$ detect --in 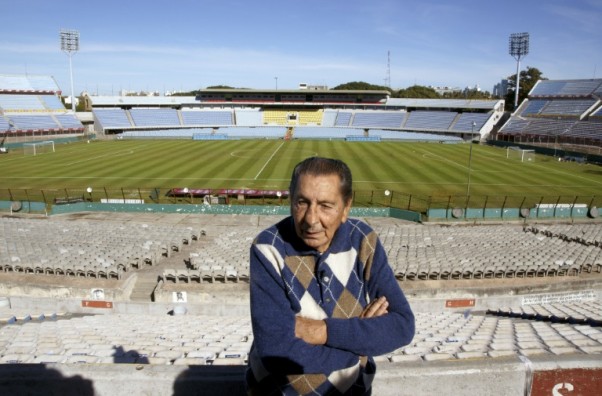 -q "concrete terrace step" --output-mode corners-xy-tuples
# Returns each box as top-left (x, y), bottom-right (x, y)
(128, 237), (201, 302)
